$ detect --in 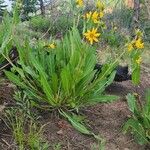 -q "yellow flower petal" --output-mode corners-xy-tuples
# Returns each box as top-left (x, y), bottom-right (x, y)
(86, 11), (92, 19)
(83, 28), (100, 45)
(76, 0), (83, 7)
(95, 33), (100, 37)
(92, 11), (99, 23)
(127, 43), (134, 52)
(93, 37), (98, 42)
(136, 56), (142, 64)
(48, 43), (56, 49)
(99, 12), (104, 18)
(96, 1), (104, 10)
(135, 38), (144, 49)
